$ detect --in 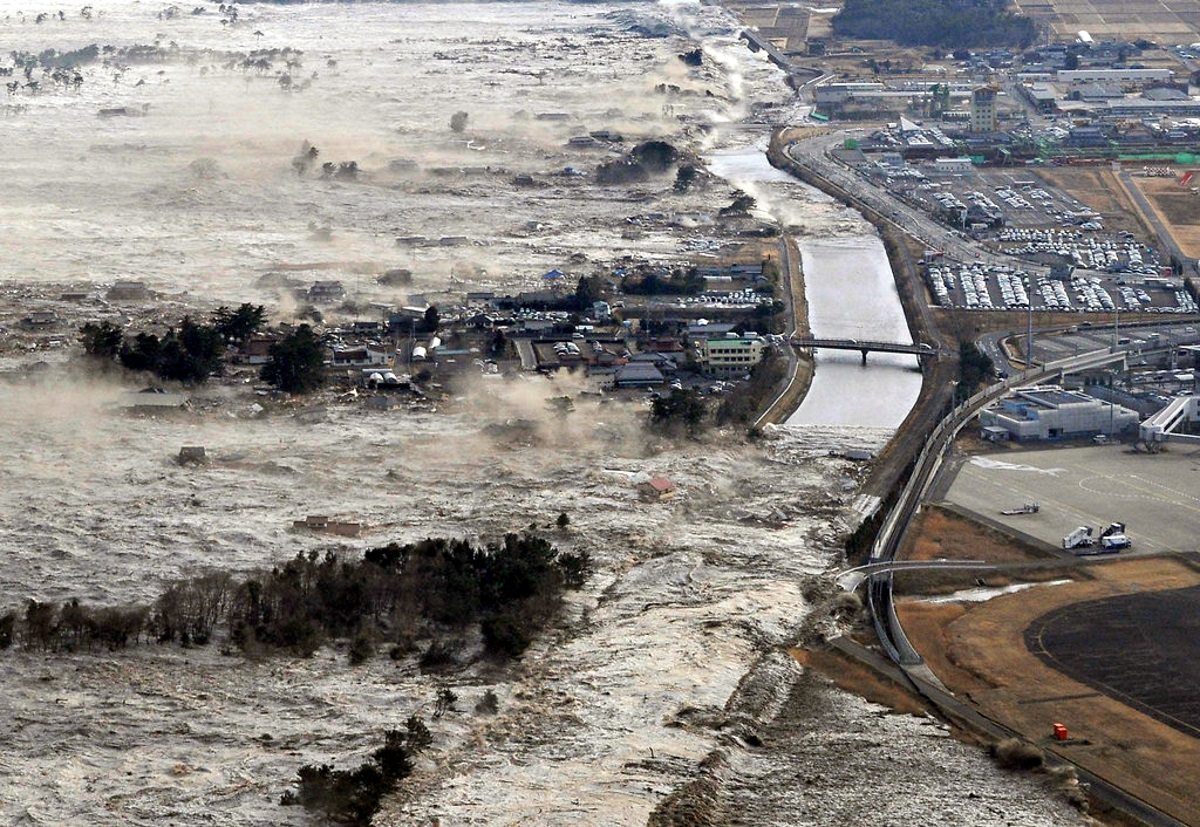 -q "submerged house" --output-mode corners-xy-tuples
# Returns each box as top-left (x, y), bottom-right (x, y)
(638, 477), (677, 501)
